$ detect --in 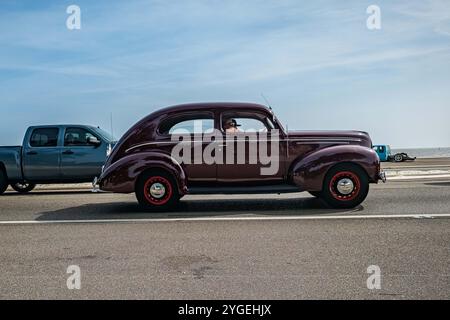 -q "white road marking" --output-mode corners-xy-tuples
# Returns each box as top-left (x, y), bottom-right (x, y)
(0, 213), (449, 225)
(386, 170), (450, 175)
(383, 165), (450, 169)
(388, 174), (450, 180)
